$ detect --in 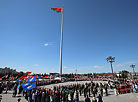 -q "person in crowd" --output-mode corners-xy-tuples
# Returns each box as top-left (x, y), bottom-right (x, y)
(92, 97), (97, 102)
(76, 91), (79, 101)
(97, 94), (103, 102)
(74, 95), (78, 102)
(68, 93), (71, 102)
(0, 83), (4, 94)
(17, 98), (21, 102)
(0, 94), (2, 102)
(85, 95), (91, 102)
(13, 83), (18, 97)
(104, 84), (108, 96)
(18, 85), (23, 94)
(27, 90), (32, 102)
(99, 87), (103, 96)
(32, 90), (35, 102)
(52, 94), (58, 102)
(9, 77), (138, 102)
(5, 81), (10, 94)
(41, 89), (45, 102)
